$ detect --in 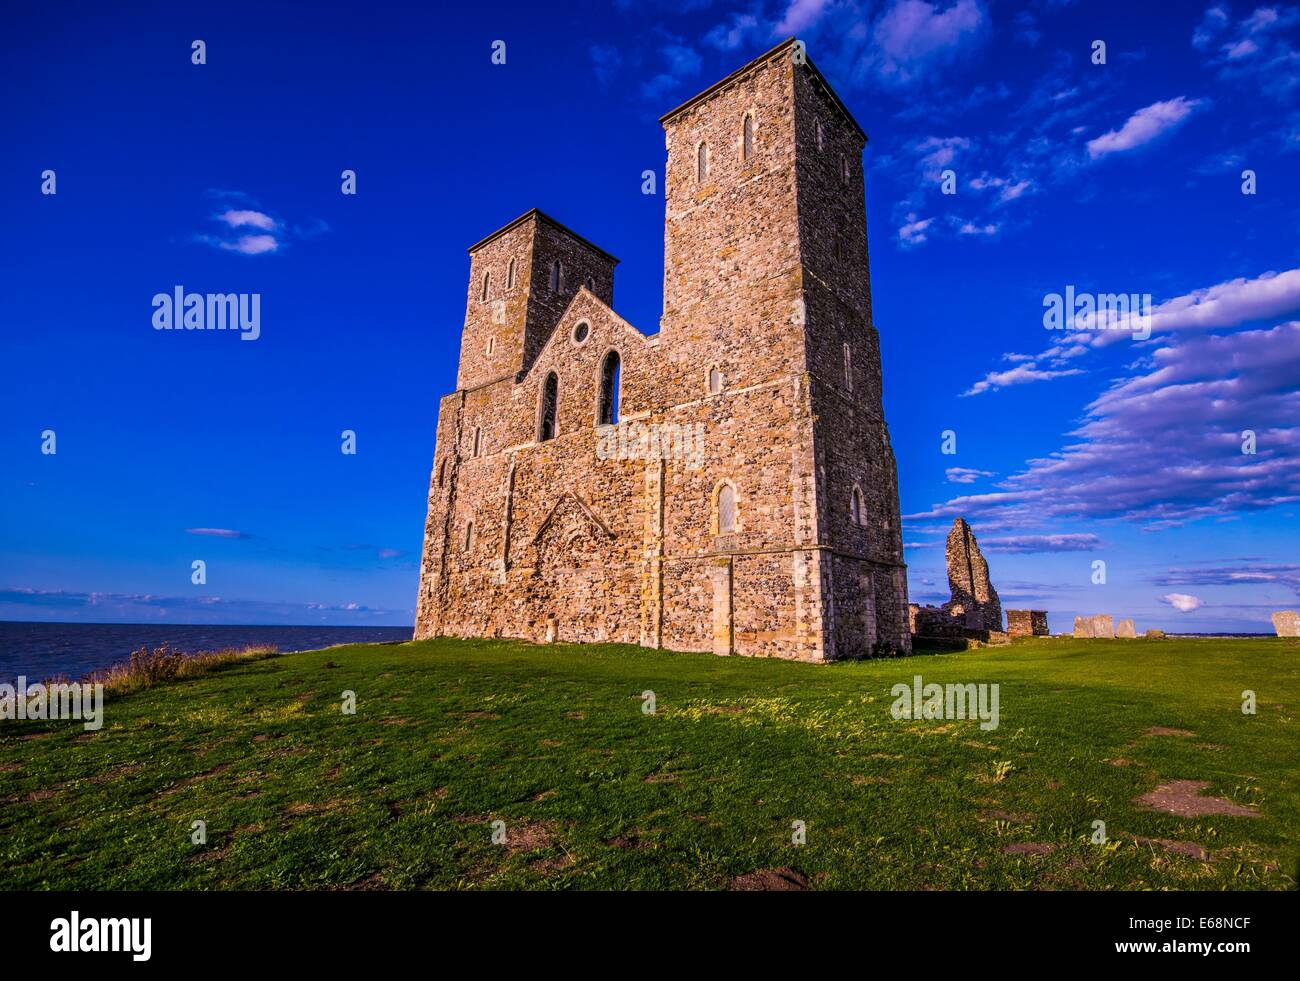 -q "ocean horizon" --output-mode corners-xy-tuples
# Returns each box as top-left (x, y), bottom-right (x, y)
(0, 620), (415, 683)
